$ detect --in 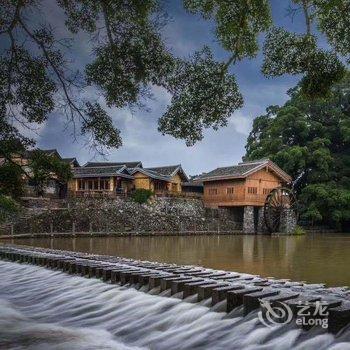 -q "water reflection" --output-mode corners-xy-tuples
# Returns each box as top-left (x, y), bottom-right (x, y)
(4, 233), (350, 287)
